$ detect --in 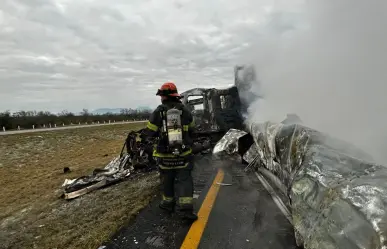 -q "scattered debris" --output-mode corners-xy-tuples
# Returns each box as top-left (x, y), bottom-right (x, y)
(63, 167), (71, 174)
(145, 235), (164, 247)
(61, 129), (212, 200)
(216, 182), (232, 186)
(61, 130), (154, 200)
